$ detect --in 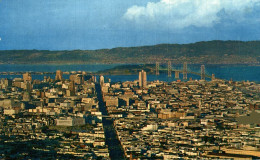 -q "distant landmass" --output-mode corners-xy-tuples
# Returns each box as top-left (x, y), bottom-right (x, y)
(97, 64), (155, 75)
(0, 40), (259, 64)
